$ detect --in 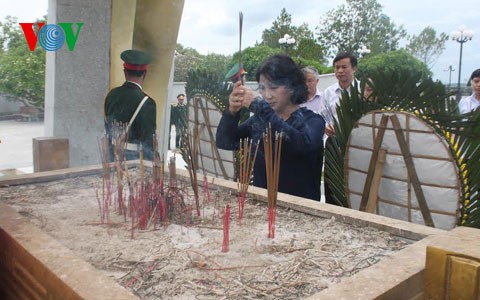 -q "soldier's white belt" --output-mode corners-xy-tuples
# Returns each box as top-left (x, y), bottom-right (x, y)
(125, 143), (139, 151)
